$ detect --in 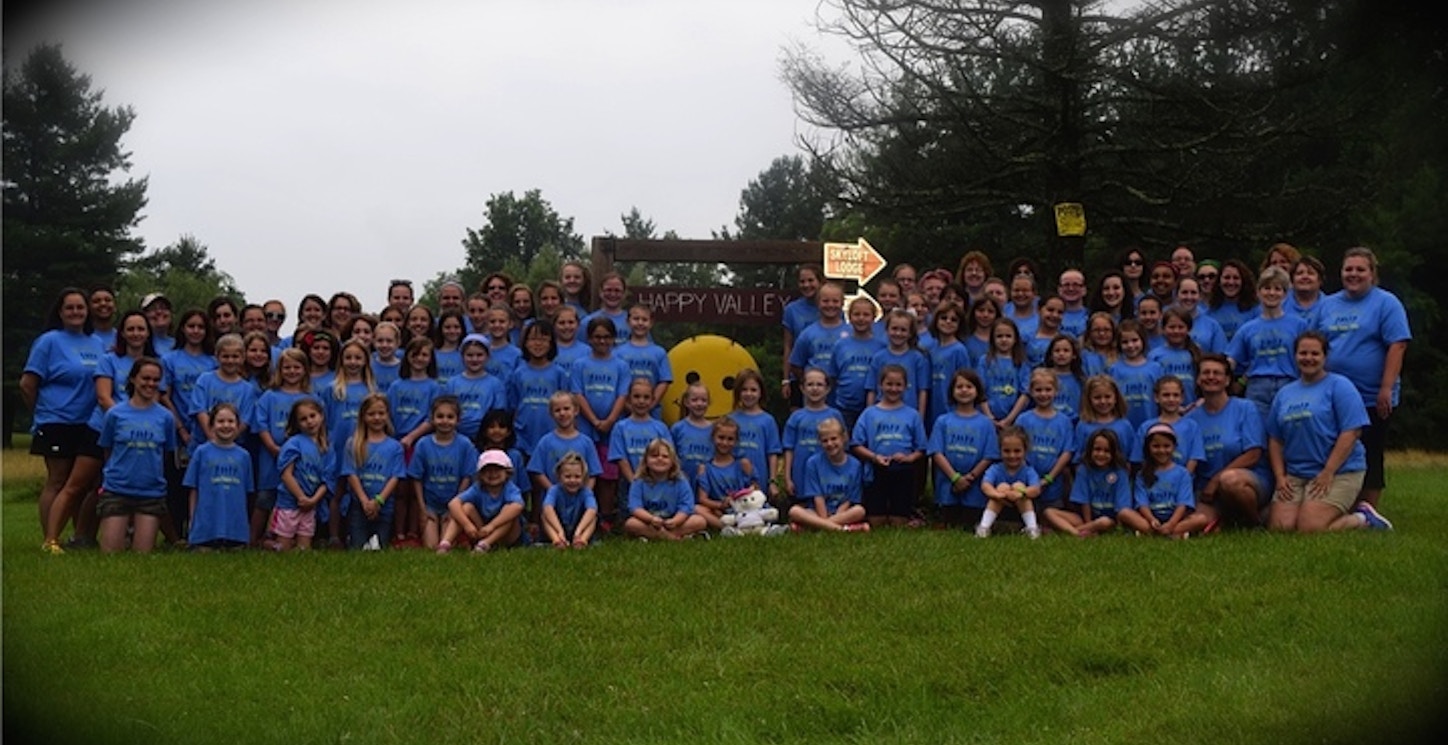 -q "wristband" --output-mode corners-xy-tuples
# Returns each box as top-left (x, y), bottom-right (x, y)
(950, 472), (963, 485)
(1042, 474), (1054, 485)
